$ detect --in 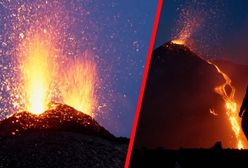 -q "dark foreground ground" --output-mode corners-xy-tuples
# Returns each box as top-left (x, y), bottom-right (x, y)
(0, 131), (128, 168)
(130, 147), (248, 168)
(0, 103), (128, 168)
